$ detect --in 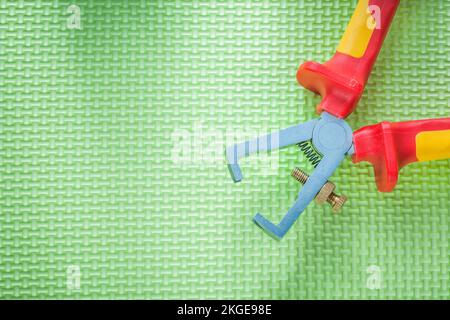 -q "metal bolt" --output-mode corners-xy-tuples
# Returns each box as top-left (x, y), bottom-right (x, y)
(291, 167), (347, 213)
